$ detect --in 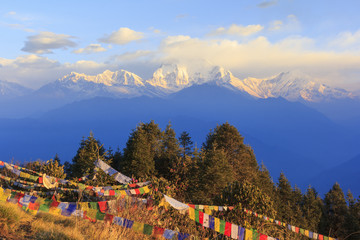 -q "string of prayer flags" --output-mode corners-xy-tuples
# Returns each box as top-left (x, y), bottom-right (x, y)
(243, 208), (338, 240)
(95, 159), (131, 184)
(169, 195), (279, 240)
